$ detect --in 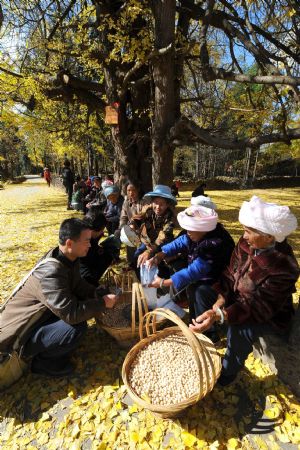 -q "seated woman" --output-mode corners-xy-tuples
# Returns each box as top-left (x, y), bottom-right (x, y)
(118, 181), (144, 263)
(149, 205), (235, 341)
(84, 177), (103, 212)
(189, 196), (299, 386)
(130, 185), (177, 277)
(103, 185), (124, 235)
(80, 206), (120, 286)
(192, 183), (206, 198)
